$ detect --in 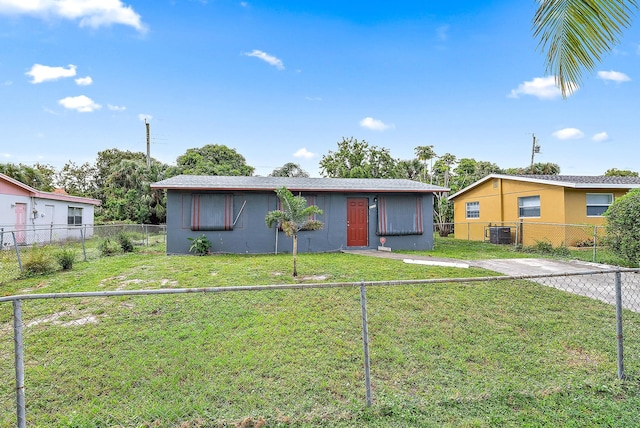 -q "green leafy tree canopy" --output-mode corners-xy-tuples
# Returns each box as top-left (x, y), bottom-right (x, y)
(319, 137), (399, 178)
(605, 188), (640, 265)
(168, 144), (255, 177)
